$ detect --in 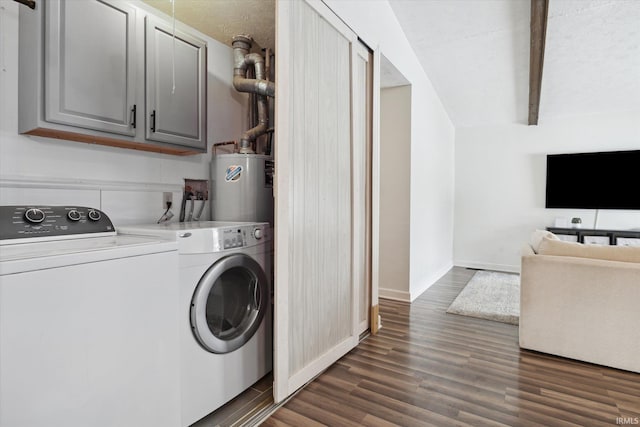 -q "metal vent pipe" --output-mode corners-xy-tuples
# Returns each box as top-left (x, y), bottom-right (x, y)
(232, 35), (275, 154)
